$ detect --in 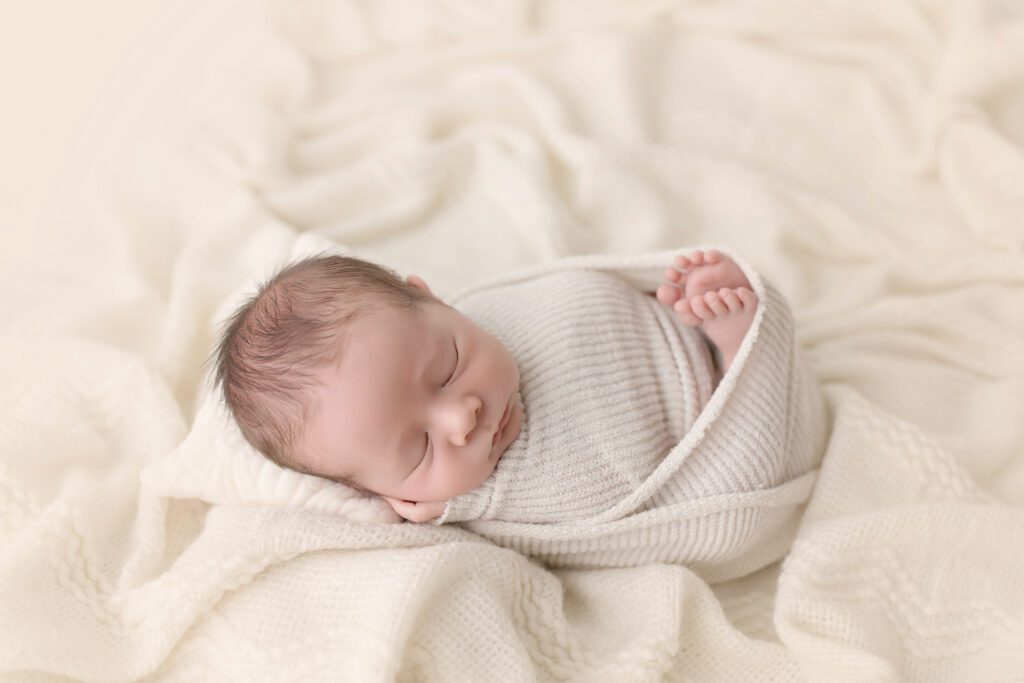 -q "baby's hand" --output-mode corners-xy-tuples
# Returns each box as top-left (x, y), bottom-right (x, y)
(382, 496), (447, 523)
